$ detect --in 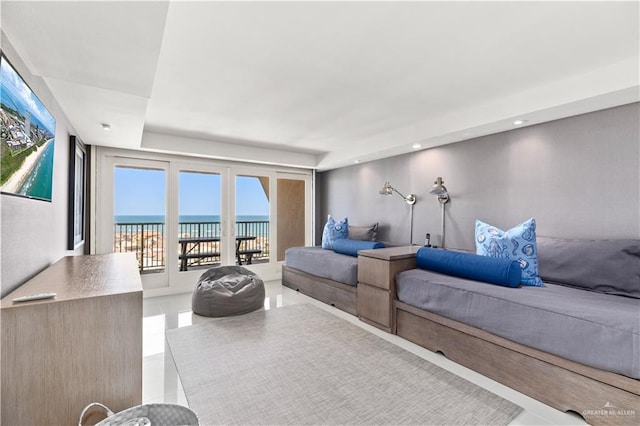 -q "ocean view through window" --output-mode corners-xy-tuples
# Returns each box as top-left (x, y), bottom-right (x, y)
(177, 171), (223, 271)
(113, 169), (271, 273)
(113, 166), (167, 273)
(234, 174), (270, 267)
